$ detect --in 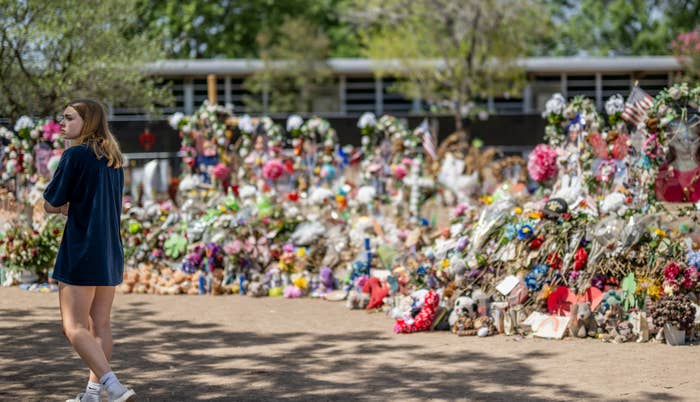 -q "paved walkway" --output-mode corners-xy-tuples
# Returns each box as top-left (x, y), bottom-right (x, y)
(0, 287), (698, 401)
